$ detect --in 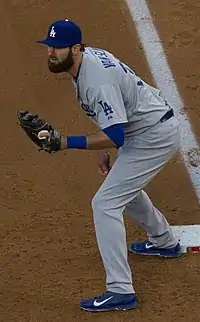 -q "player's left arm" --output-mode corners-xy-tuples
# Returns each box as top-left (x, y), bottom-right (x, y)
(17, 85), (128, 152)
(60, 124), (124, 150)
